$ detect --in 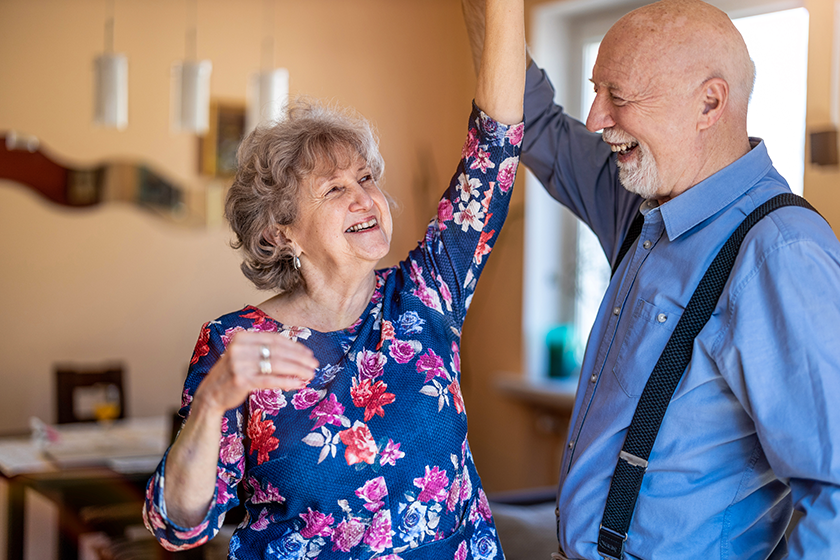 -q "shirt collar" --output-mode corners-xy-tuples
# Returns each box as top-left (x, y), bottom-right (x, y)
(658, 138), (773, 241)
